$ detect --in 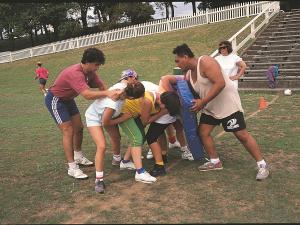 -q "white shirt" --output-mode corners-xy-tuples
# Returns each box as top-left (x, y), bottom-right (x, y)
(215, 53), (242, 89)
(85, 83), (127, 127)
